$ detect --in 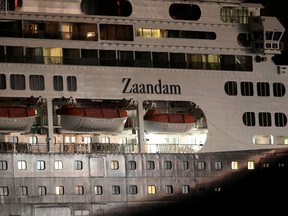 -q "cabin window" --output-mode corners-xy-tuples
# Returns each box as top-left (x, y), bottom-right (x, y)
(29, 136), (38, 145)
(240, 81), (254, 96)
(257, 82), (270, 96)
(147, 185), (156, 195)
(17, 160), (27, 170)
(74, 160), (83, 170)
(275, 113), (287, 127)
(164, 161), (172, 170)
(43, 48), (62, 64)
(111, 160), (119, 170)
(67, 76), (77, 91)
(63, 48), (80, 65)
(153, 52), (169, 68)
(135, 51), (152, 67)
(258, 112), (272, 127)
(224, 81), (238, 96)
(112, 185), (120, 195)
(102, 137), (110, 144)
(182, 185), (189, 194)
(55, 186), (64, 195)
(243, 112), (256, 126)
(0, 74), (6, 90)
(37, 160), (45, 170)
(6, 46), (24, 63)
(0, 161), (8, 170)
(75, 186), (84, 195)
(0, 186), (9, 196)
(53, 75), (63, 91)
(81, 0), (132, 17)
(273, 83), (286, 97)
(19, 186), (28, 196)
(165, 185), (173, 194)
(181, 161), (189, 170)
(169, 4), (201, 21)
(214, 161), (223, 170)
(129, 185), (138, 195)
(128, 160), (136, 170)
(99, 50), (117, 66)
(94, 186), (103, 195)
(100, 24), (133, 41)
(170, 53), (186, 69)
(10, 74), (25, 90)
(248, 161), (255, 170)
(231, 161), (239, 170)
(118, 50), (133, 67)
(75, 210), (90, 216)
(147, 160), (155, 170)
(197, 161), (206, 170)
(38, 186), (47, 195)
(220, 7), (249, 24)
(54, 160), (63, 170)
